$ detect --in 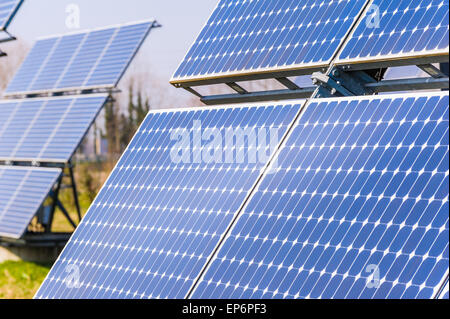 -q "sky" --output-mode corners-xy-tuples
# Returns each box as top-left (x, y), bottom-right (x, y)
(5, 0), (426, 103)
(7, 0), (217, 88)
